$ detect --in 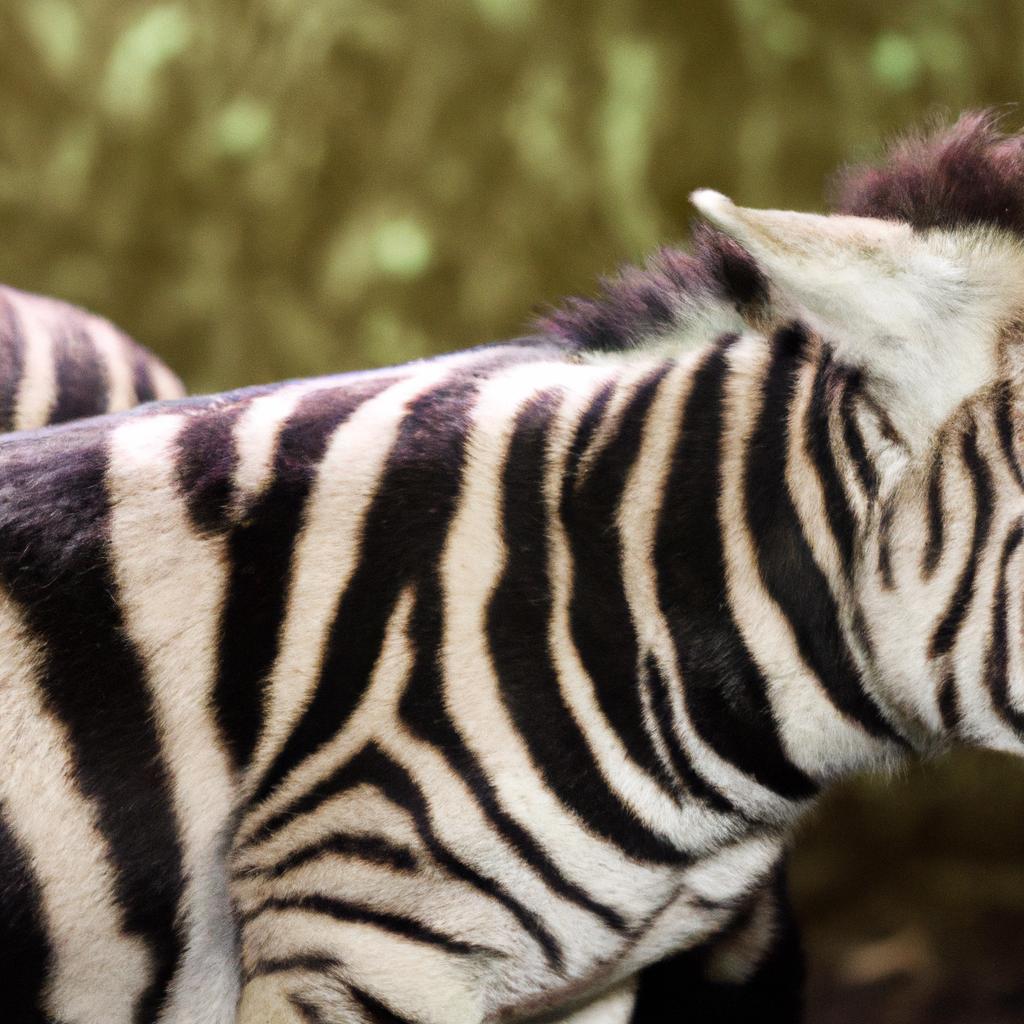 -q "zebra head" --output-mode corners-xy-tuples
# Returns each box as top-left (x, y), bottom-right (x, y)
(693, 113), (1024, 757)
